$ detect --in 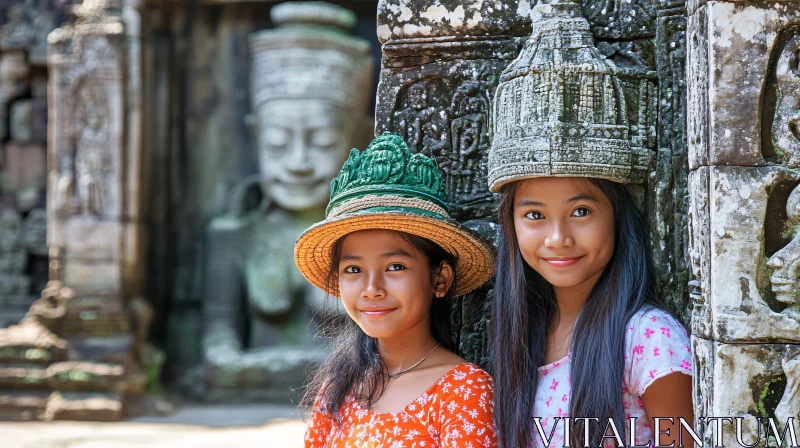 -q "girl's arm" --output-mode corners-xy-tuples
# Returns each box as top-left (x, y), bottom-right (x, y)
(641, 372), (695, 447)
(626, 309), (695, 447)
